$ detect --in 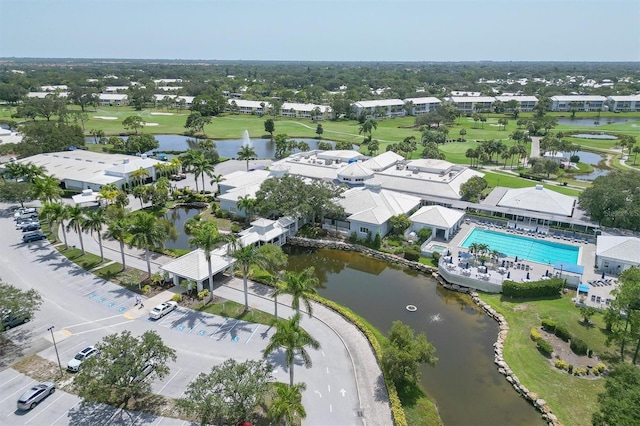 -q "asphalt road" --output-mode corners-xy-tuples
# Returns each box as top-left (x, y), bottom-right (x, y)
(0, 196), (388, 425)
